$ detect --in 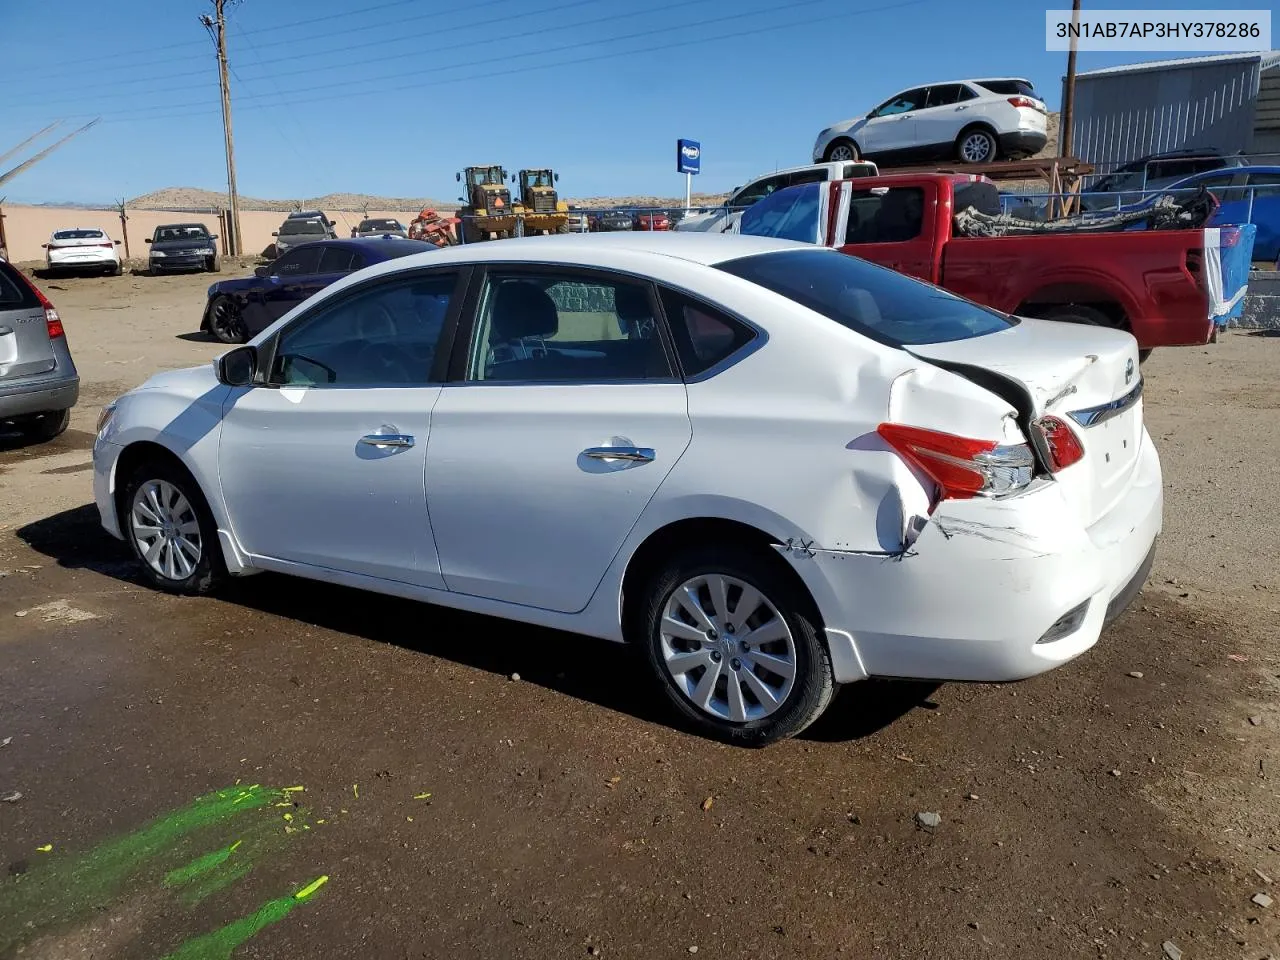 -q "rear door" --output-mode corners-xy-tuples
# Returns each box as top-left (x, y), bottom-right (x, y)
(0, 264), (55, 383)
(836, 182), (937, 281)
(913, 84), (975, 152)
